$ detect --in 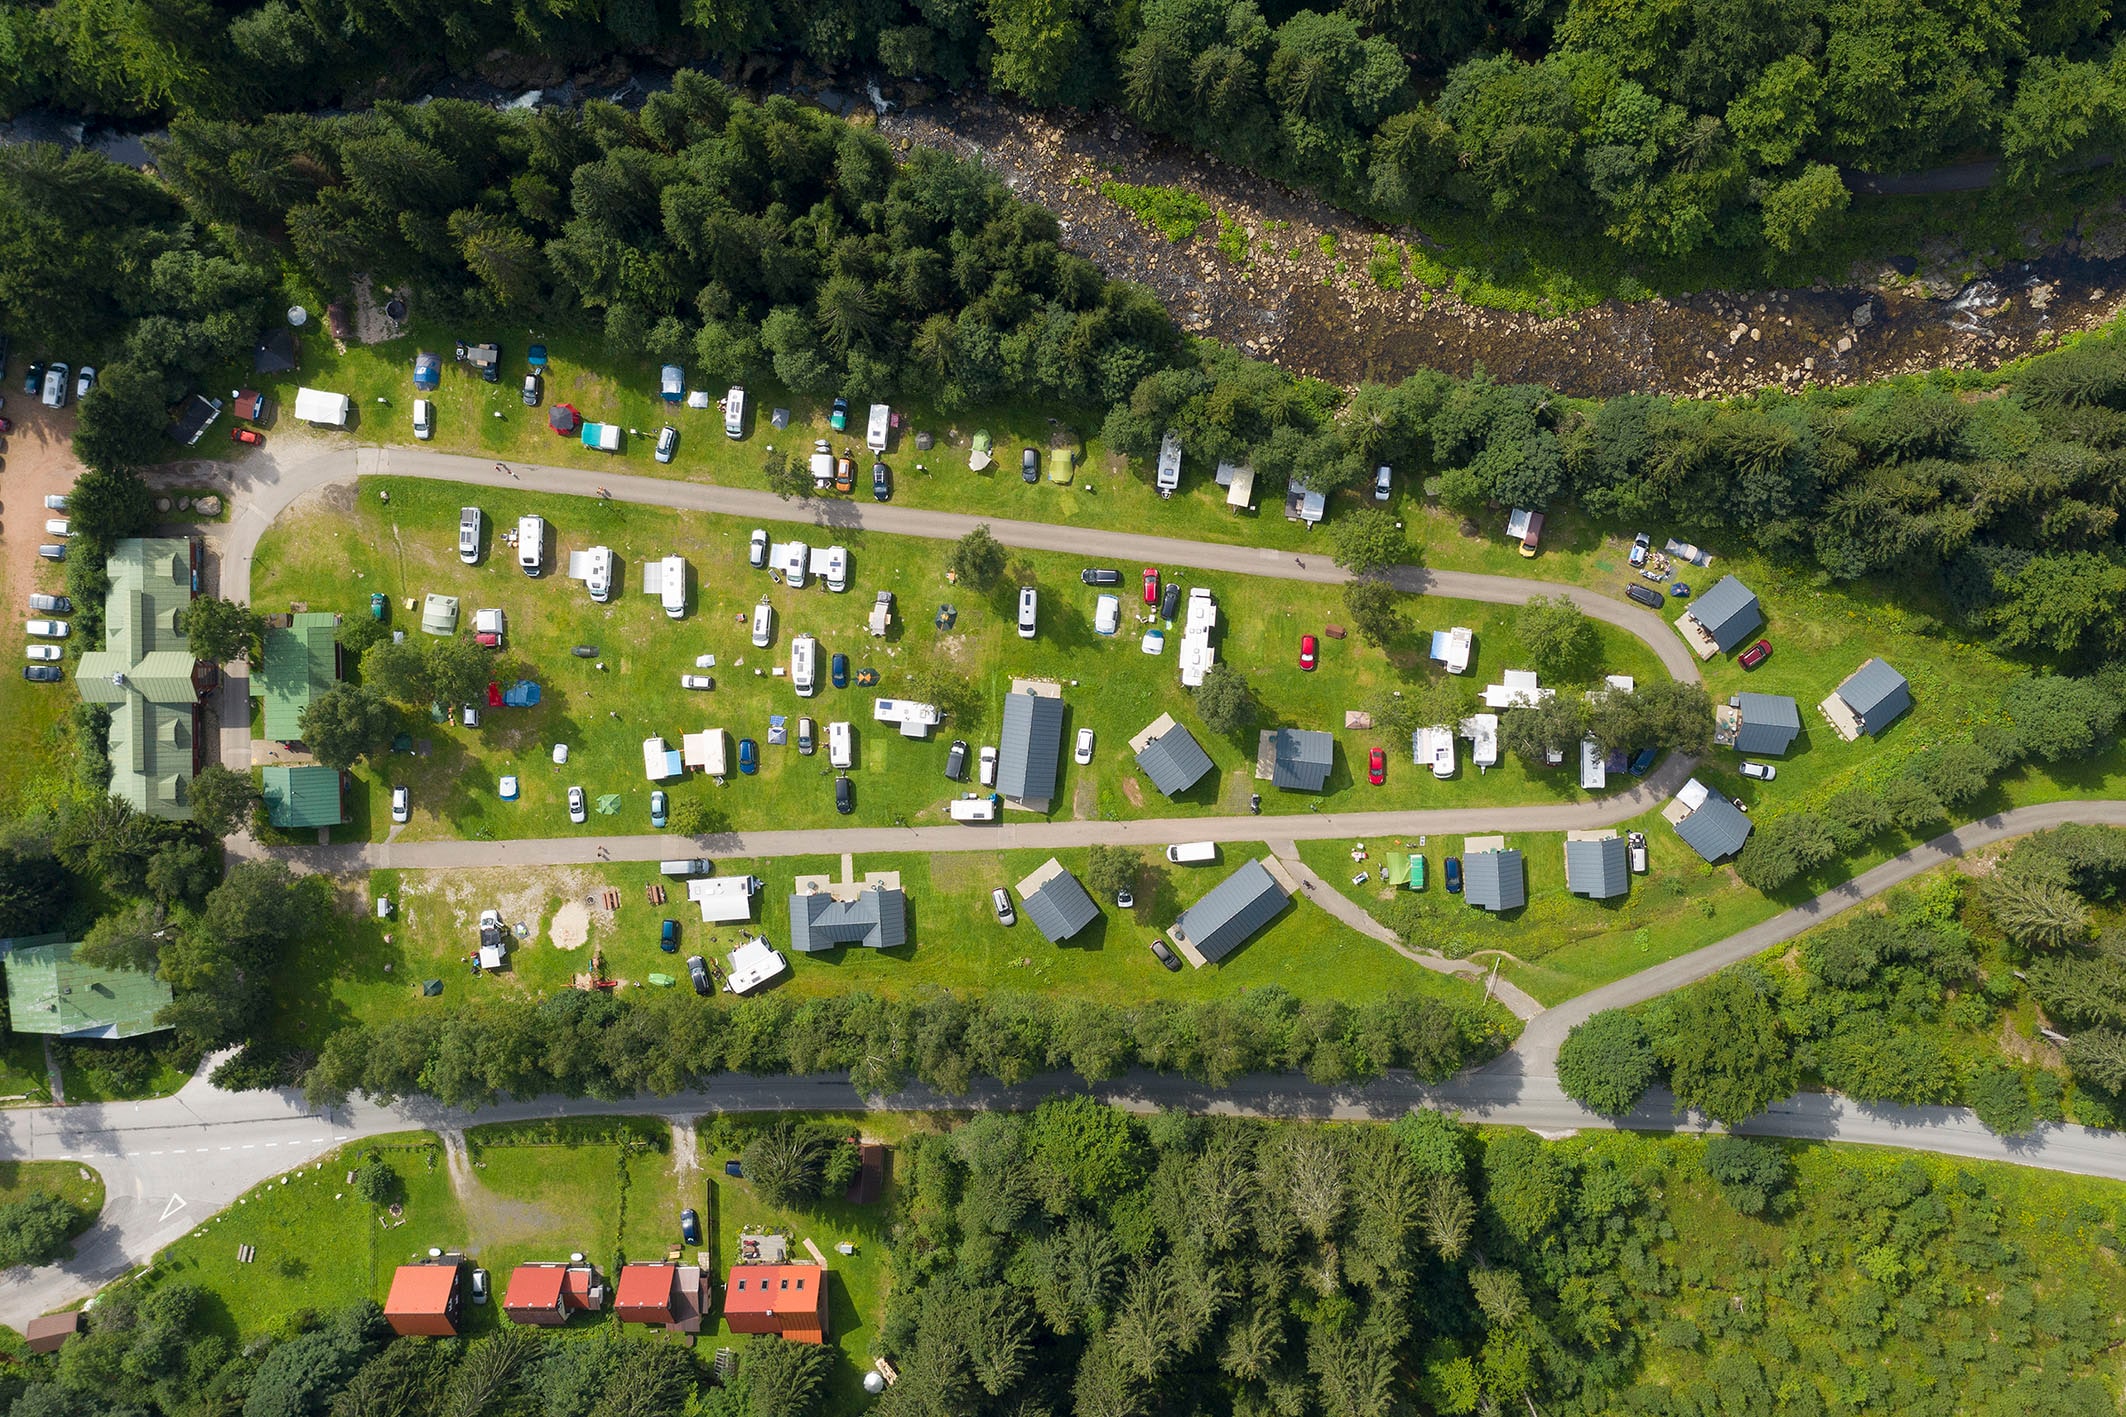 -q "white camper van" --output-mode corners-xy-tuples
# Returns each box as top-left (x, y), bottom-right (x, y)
(791, 635), (818, 696)
(1165, 841), (1218, 864)
(516, 516), (547, 578)
(751, 597), (775, 648)
(458, 507), (483, 565)
(1155, 429), (1182, 497)
(724, 386), (746, 438)
(643, 555), (687, 619)
(569, 546), (614, 602)
(866, 403), (890, 452)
